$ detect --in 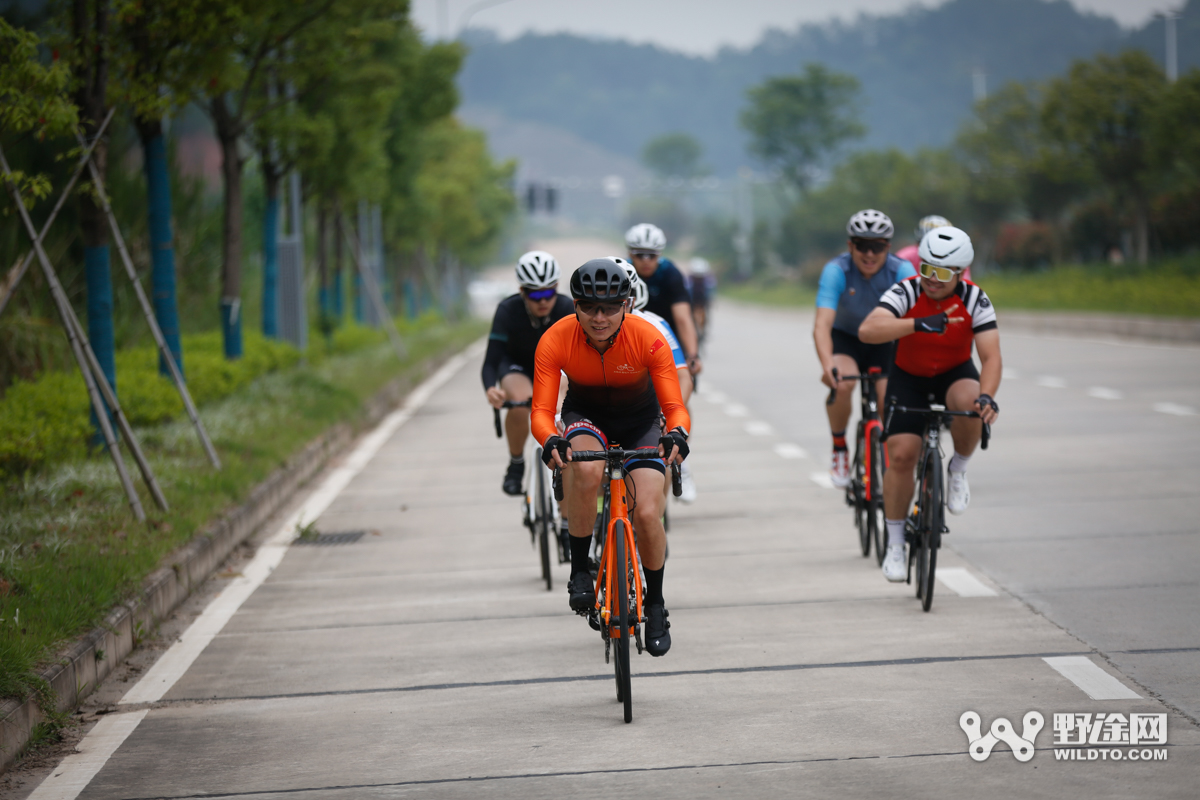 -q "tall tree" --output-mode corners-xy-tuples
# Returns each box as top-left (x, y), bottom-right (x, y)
(642, 133), (706, 179)
(1042, 50), (1167, 263)
(740, 64), (864, 194)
